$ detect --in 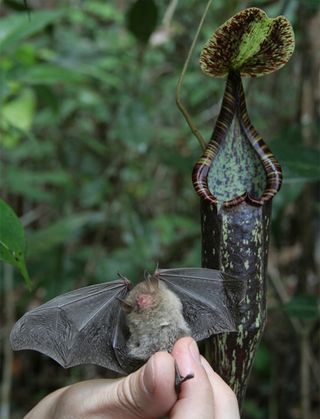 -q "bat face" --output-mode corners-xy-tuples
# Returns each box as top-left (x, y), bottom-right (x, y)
(122, 273), (191, 360)
(121, 276), (160, 313)
(10, 267), (246, 376)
